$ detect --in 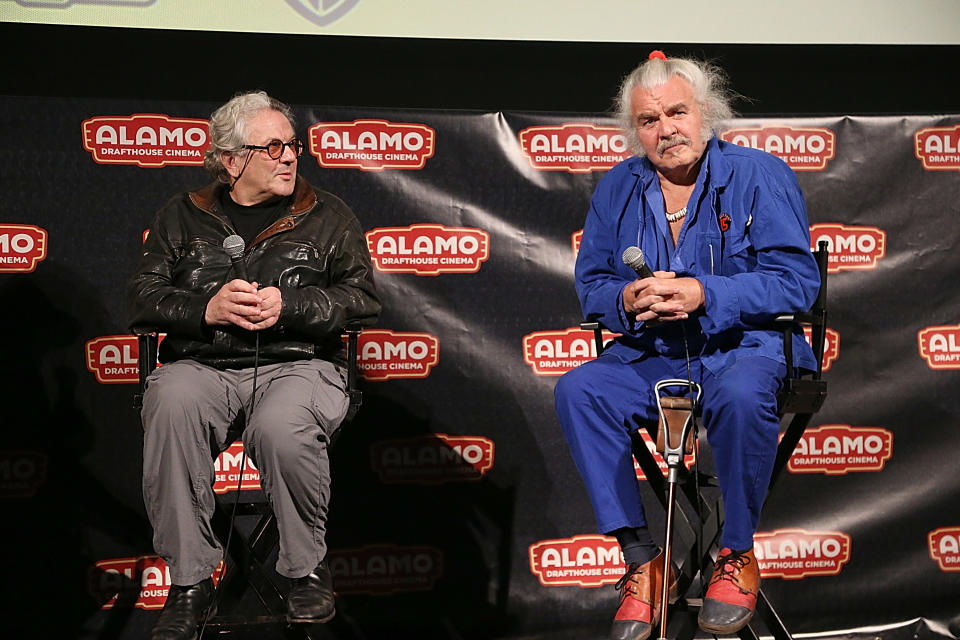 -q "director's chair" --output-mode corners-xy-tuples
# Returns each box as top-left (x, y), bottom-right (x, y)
(132, 324), (364, 637)
(582, 241), (829, 640)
